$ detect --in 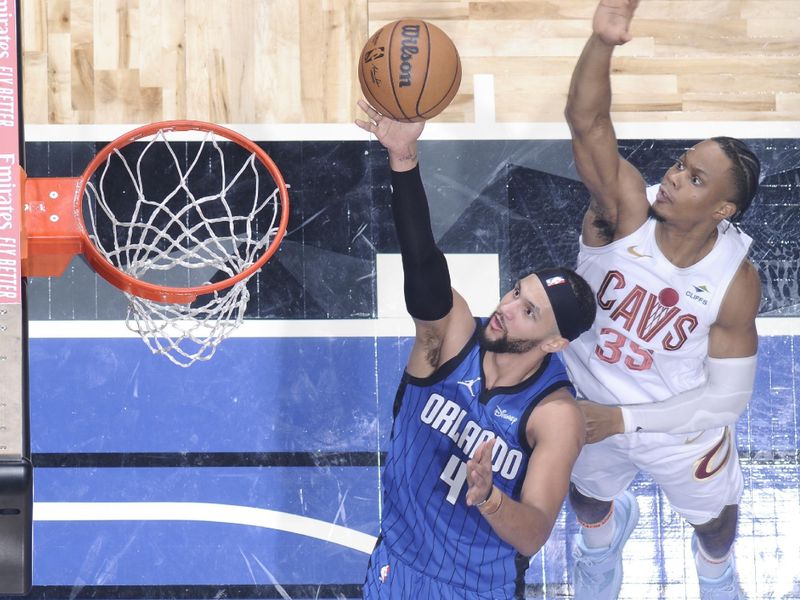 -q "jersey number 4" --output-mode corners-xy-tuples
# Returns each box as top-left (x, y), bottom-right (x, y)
(595, 327), (654, 371)
(440, 455), (468, 505)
